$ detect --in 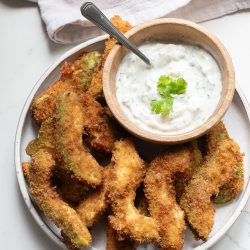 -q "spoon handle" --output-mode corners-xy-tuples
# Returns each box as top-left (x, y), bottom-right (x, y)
(80, 2), (151, 65)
